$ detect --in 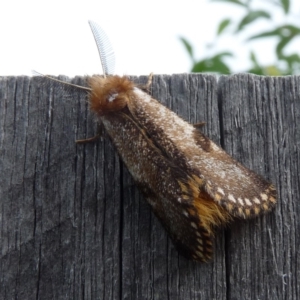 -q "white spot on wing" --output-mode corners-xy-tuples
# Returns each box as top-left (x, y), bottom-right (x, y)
(190, 222), (197, 229)
(197, 238), (203, 245)
(260, 193), (268, 201)
(245, 198), (252, 206)
(182, 210), (189, 217)
(253, 197), (260, 204)
(211, 143), (222, 152)
(217, 187), (225, 196)
(228, 194), (236, 203)
(238, 198), (244, 205)
(196, 251), (204, 258)
(197, 245), (203, 252)
(147, 198), (156, 207)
